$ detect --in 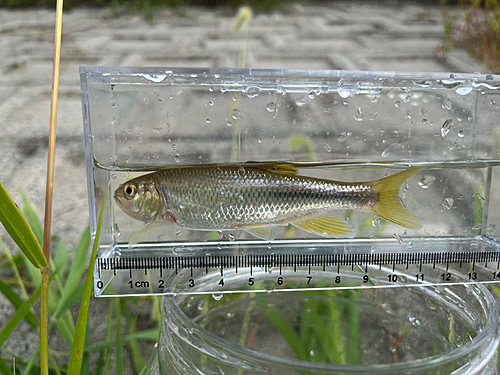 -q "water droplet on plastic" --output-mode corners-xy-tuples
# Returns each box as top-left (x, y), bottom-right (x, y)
(209, 101), (214, 107)
(442, 97), (452, 110)
(442, 197), (454, 210)
(372, 218), (381, 228)
(208, 86), (214, 92)
(394, 233), (403, 244)
(266, 102), (276, 112)
(491, 99), (497, 105)
(244, 86), (261, 98)
(264, 281), (275, 292)
(441, 119), (453, 137)
(381, 147), (390, 158)
(197, 299), (205, 310)
(338, 132), (350, 142)
(232, 109), (242, 120)
(456, 86), (473, 96)
(174, 154), (180, 163)
(206, 118), (211, 123)
(404, 110), (411, 120)
(295, 96), (307, 107)
(324, 144), (332, 152)
(114, 223), (121, 237)
(425, 297), (437, 309)
(212, 293), (223, 301)
(232, 96), (237, 102)
(309, 350), (318, 357)
(368, 112), (378, 120)
(487, 223), (497, 235)
(409, 316), (421, 326)
(474, 192), (485, 202)
(338, 88), (351, 98)
(407, 241), (413, 249)
(418, 175), (436, 189)
(421, 118), (428, 126)
(394, 101), (400, 108)
(228, 233), (235, 242)
(354, 107), (364, 121)
(458, 130), (465, 137)
(309, 91), (316, 99)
